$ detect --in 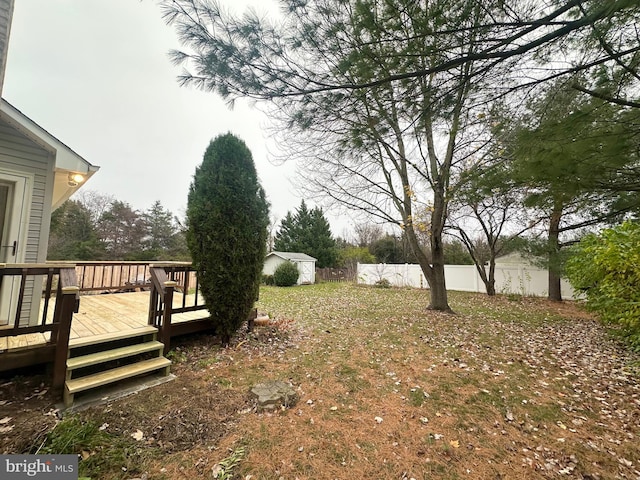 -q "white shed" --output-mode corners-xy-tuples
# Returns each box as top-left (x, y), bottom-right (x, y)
(264, 251), (317, 285)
